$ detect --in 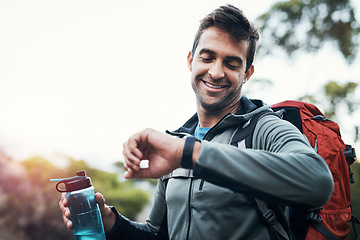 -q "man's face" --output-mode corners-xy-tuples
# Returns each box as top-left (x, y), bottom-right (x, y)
(188, 27), (254, 114)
